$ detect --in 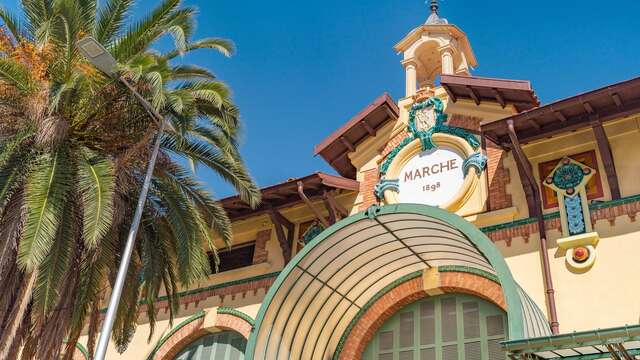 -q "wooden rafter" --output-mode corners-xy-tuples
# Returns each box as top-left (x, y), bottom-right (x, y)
(268, 208), (293, 263)
(591, 120), (621, 199)
(491, 88), (506, 108)
(339, 136), (355, 152)
(324, 191), (349, 218)
(297, 182), (330, 228)
(360, 121), (376, 136)
(466, 85), (480, 105)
